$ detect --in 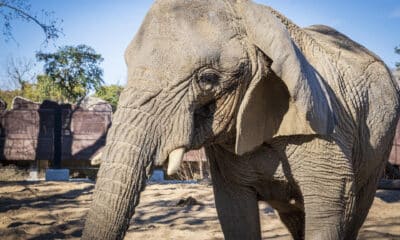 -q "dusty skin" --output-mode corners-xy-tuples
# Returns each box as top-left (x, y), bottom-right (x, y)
(0, 181), (399, 240)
